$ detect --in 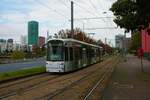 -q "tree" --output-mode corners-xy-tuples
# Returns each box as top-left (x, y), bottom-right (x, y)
(57, 28), (97, 44)
(130, 31), (140, 51)
(110, 0), (138, 33)
(11, 51), (25, 60)
(58, 28), (86, 40)
(110, 0), (150, 32)
(136, 0), (150, 27)
(33, 47), (45, 57)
